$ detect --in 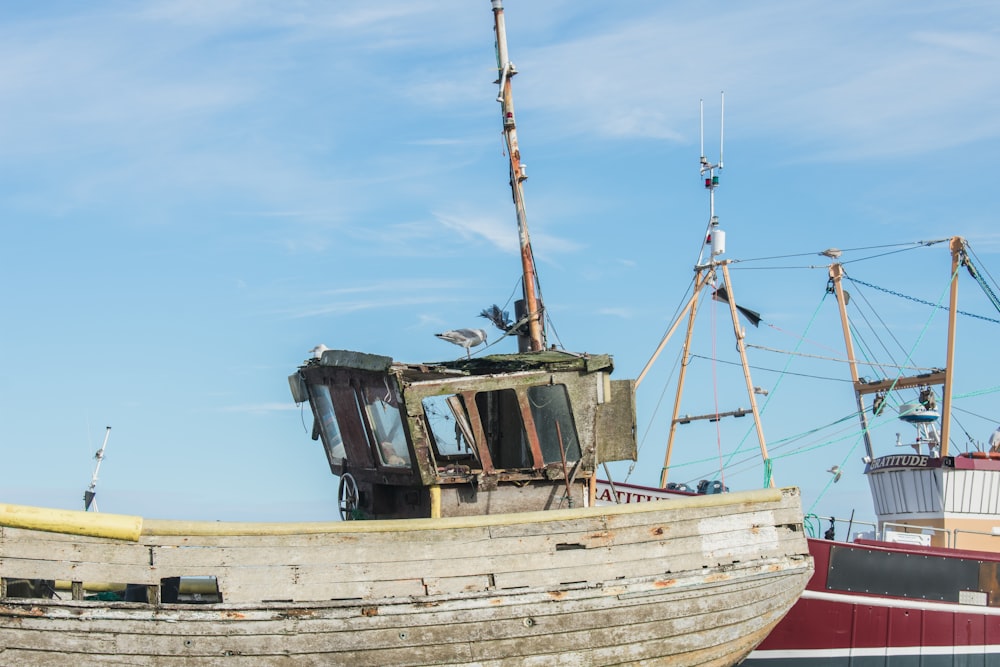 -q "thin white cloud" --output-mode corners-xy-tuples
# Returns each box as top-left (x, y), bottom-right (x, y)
(435, 212), (520, 253)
